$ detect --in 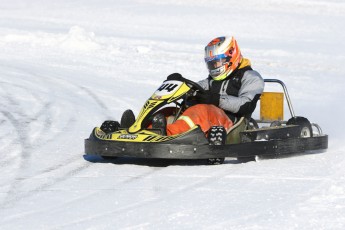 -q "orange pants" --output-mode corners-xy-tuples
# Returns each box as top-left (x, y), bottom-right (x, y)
(166, 104), (233, 136)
